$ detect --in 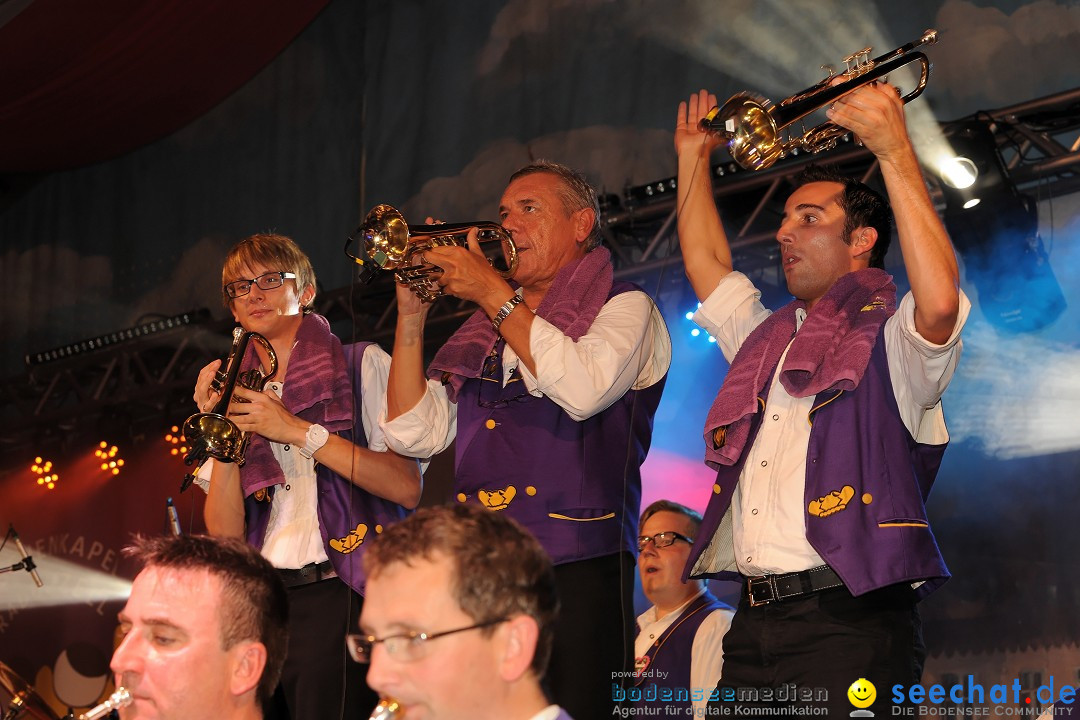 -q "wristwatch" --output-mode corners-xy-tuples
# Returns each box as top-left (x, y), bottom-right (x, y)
(299, 423), (329, 459)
